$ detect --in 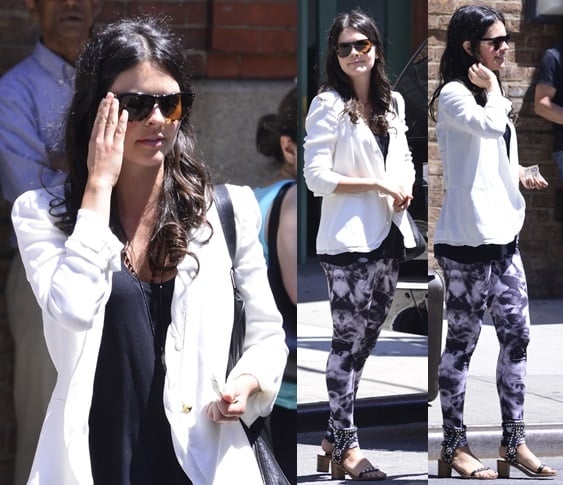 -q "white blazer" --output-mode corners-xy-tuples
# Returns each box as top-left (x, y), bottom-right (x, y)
(434, 81), (526, 246)
(303, 89), (416, 255)
(12, 184), (287, 485)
